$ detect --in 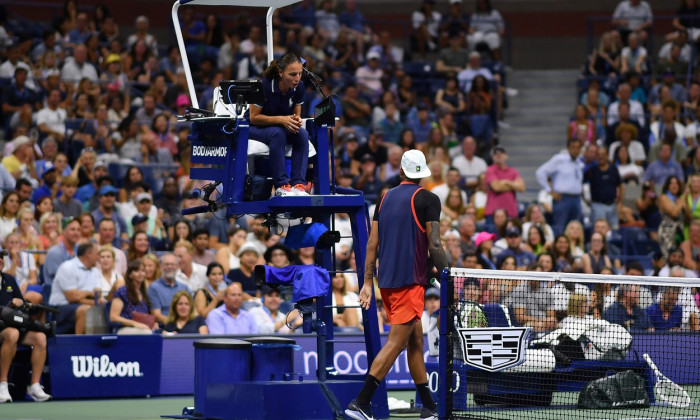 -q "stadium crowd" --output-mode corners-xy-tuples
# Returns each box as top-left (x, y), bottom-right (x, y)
(439, 0), (700, 337)
(0, 0), (513, 341)
(0, 0), (697, 392)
